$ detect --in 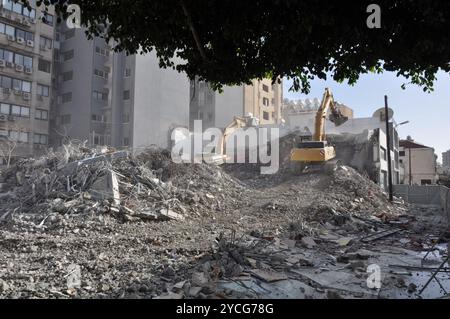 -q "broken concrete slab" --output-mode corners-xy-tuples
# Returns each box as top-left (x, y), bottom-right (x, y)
(301, 237), (316, 249)
(250, 269), (288, 283)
